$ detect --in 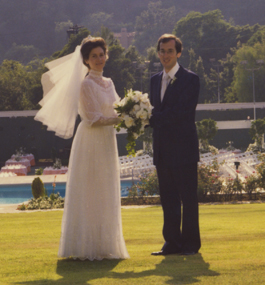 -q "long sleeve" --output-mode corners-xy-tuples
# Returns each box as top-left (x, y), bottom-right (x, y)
(79, 79), (120, 127)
